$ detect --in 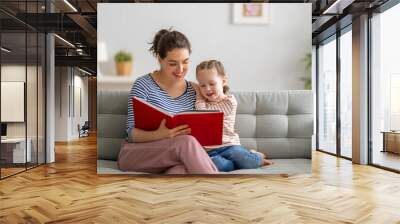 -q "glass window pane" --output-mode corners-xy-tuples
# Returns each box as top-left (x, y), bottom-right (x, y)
(371, 3), (400, 171)
(390, 75), (400, 130)
(27, 31), (38, 169)
(340, 29), (352, 158)
(1, 31), (27, 178)
(38, 33), (45, 165)
(318, 37), (337, 154)
(1, 1), (46, 179)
